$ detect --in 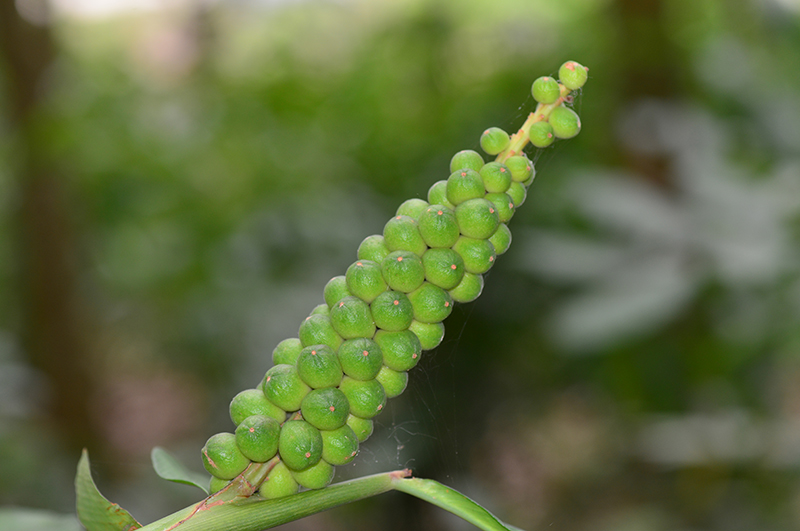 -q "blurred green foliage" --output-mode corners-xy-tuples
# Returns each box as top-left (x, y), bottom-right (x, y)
(2, 0), (800, 530)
